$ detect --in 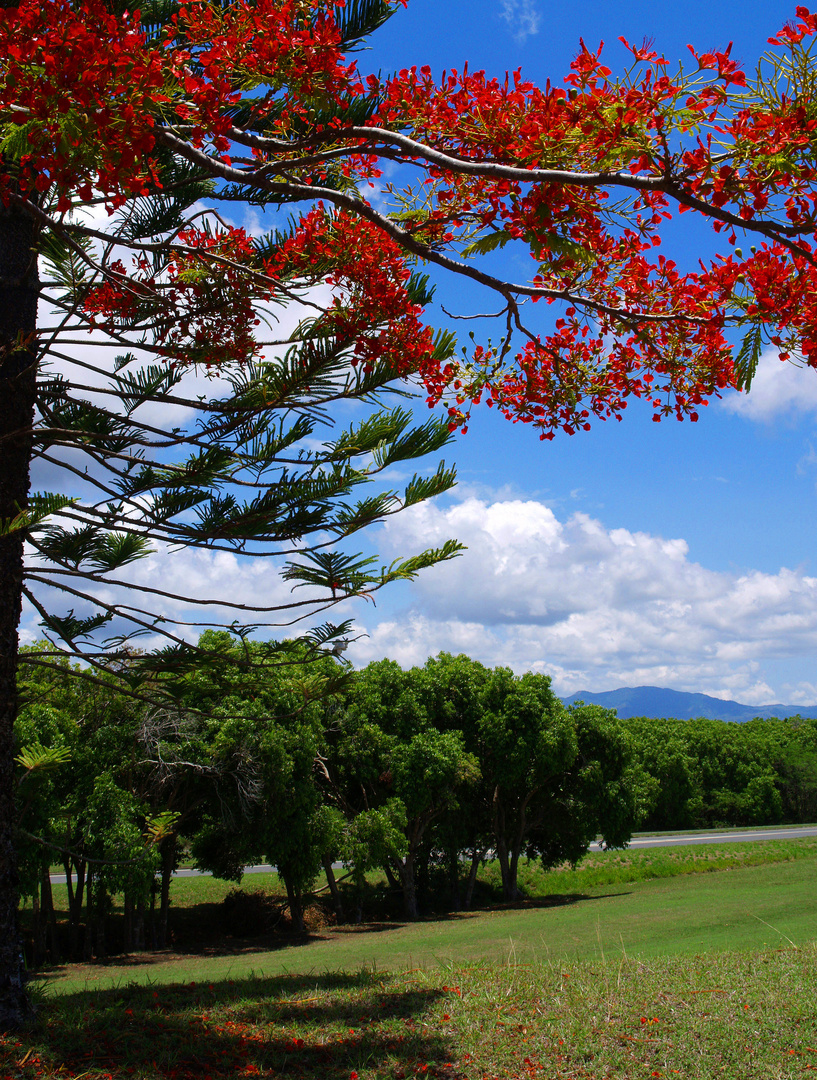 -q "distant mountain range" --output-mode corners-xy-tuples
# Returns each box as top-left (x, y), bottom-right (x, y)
(561, 685), (817, 722)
